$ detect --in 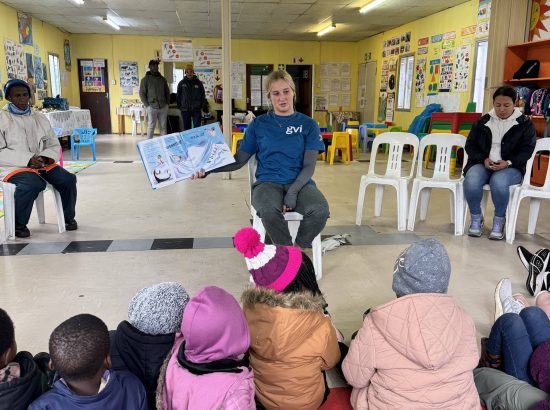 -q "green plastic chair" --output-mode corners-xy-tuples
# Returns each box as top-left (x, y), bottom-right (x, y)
(466, 102), (477, 112)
